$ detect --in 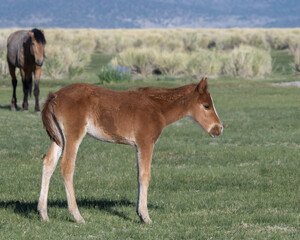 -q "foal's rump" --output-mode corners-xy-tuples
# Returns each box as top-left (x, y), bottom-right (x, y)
(42, 92), (63, 147)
